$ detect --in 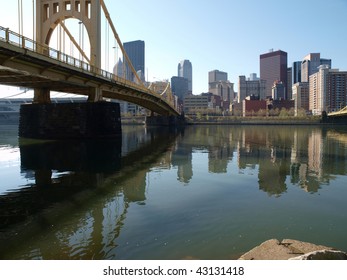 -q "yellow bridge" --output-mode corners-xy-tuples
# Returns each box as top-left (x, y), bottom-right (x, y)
(328, 106), (347, 117)
(0, 0), (179, 117)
